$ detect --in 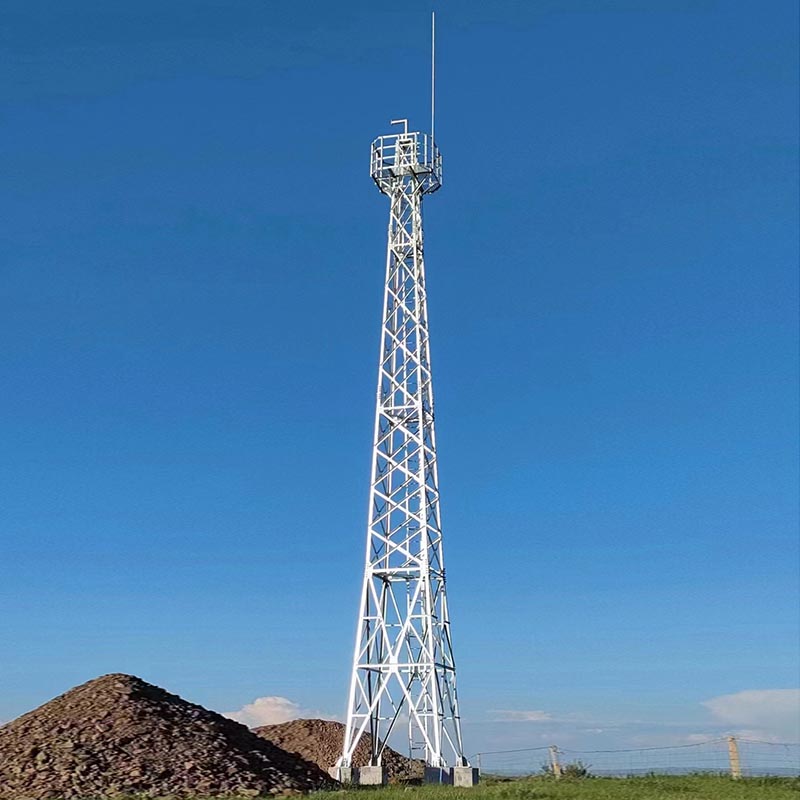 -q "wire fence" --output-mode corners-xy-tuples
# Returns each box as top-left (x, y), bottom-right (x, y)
(472, 737), (800, 778)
